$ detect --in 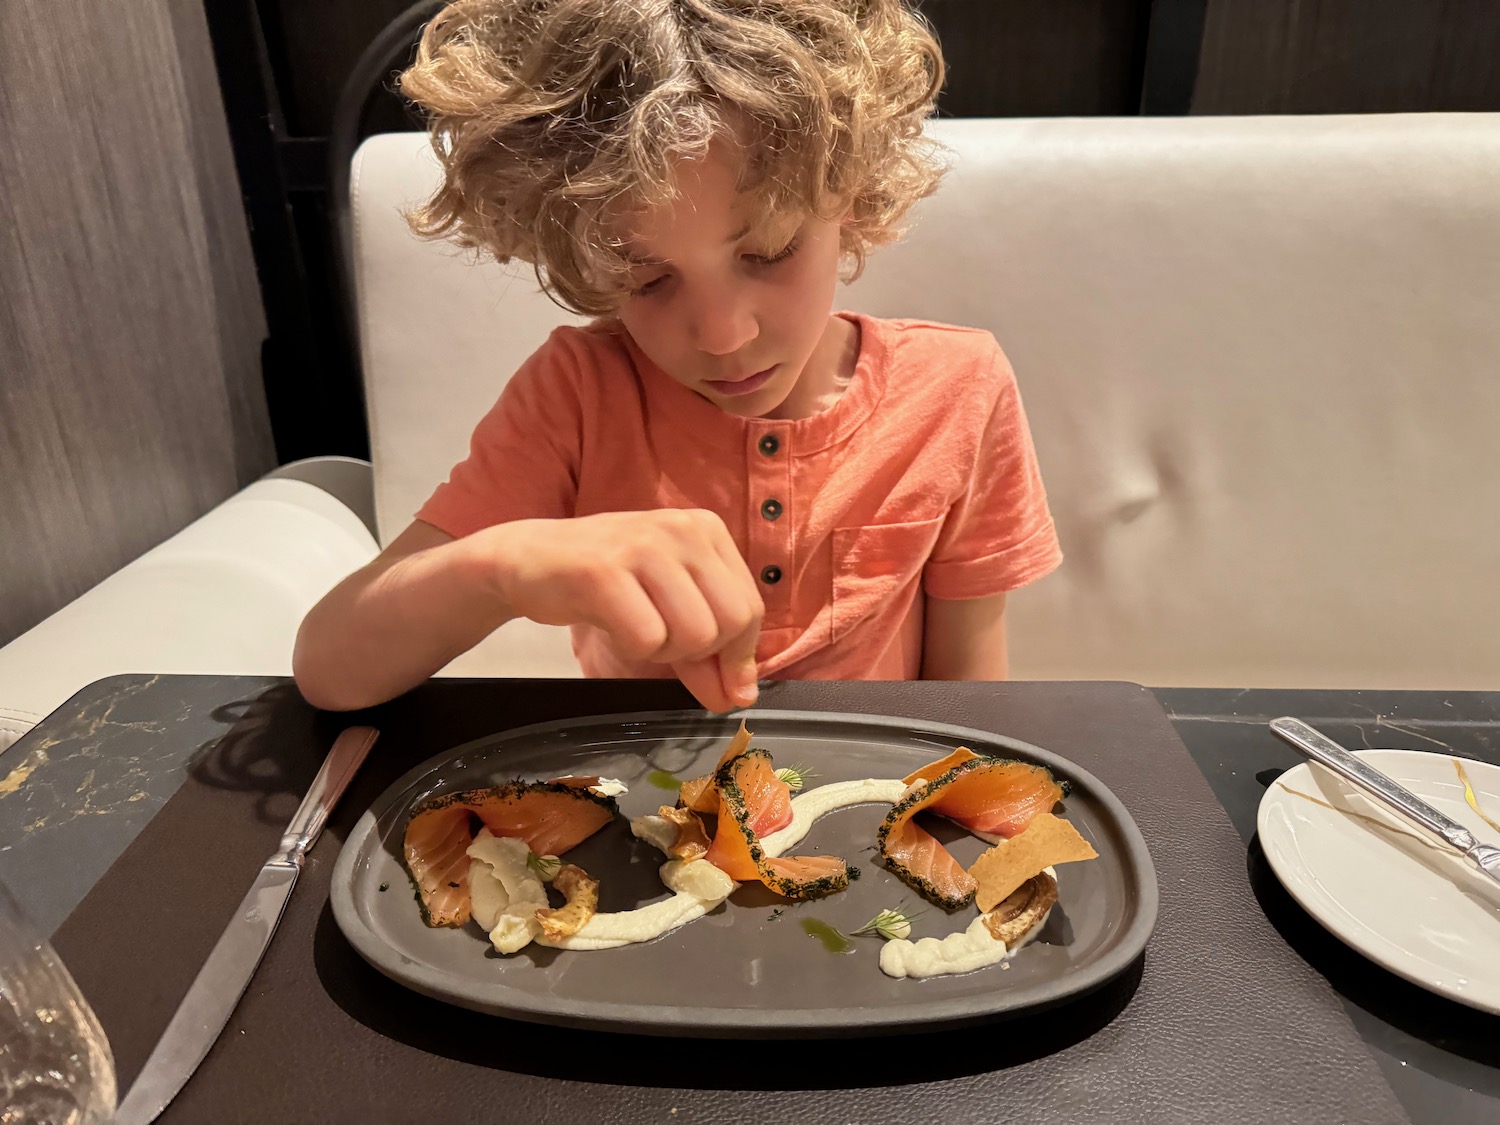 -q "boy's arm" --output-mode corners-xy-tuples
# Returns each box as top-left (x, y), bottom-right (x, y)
(920, 592), (1009, 681)
(292, 520), (510, 712)
(292, 511), (763, 714)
